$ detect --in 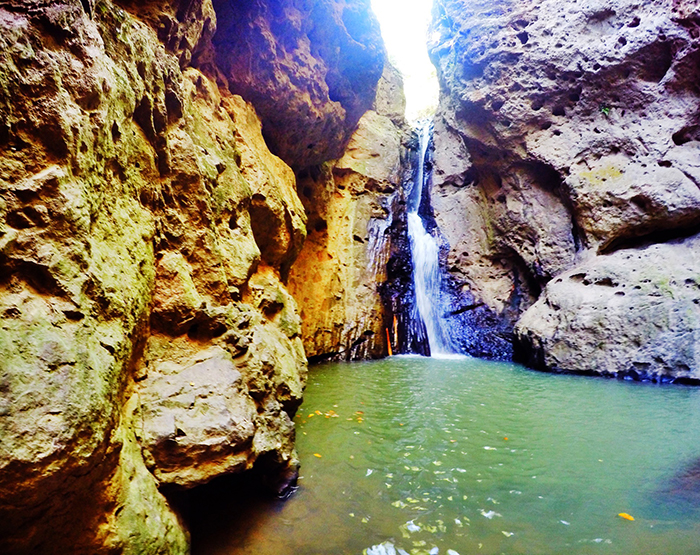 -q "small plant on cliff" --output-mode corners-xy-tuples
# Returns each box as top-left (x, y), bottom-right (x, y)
(600, 105), (611, 116)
